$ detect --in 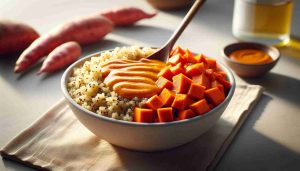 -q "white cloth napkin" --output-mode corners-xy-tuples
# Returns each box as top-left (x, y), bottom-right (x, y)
(1, 85), (263, 171)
